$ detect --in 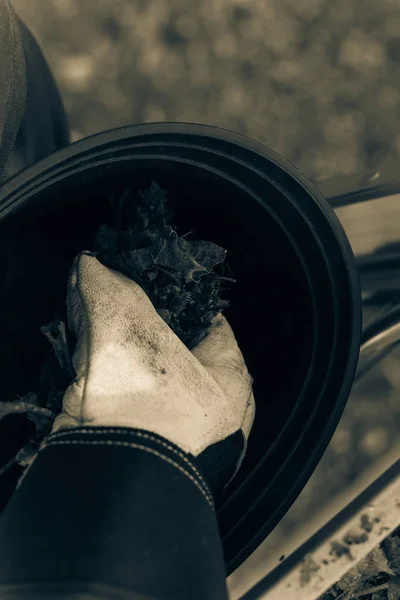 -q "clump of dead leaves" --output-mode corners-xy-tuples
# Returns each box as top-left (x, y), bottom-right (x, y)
(320, 526), (400, 600)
